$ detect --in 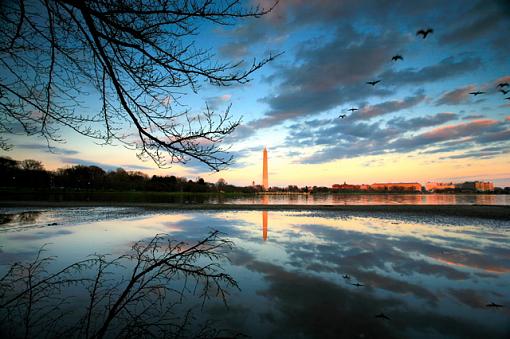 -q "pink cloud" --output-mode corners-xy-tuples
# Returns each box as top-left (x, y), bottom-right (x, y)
(422, 119), (499, 140)
(494, 75), (510, 86)
(435, 85), (476, 105)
